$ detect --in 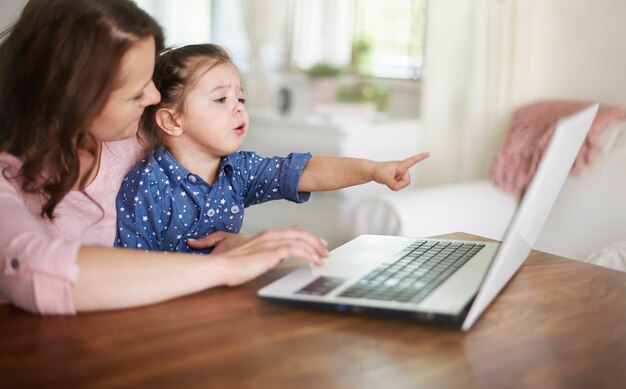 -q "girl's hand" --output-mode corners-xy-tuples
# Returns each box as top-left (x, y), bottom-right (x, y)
(187, 231), (252, 254)
(373, 152), (430, 191)
(212, 225), (329, 286)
